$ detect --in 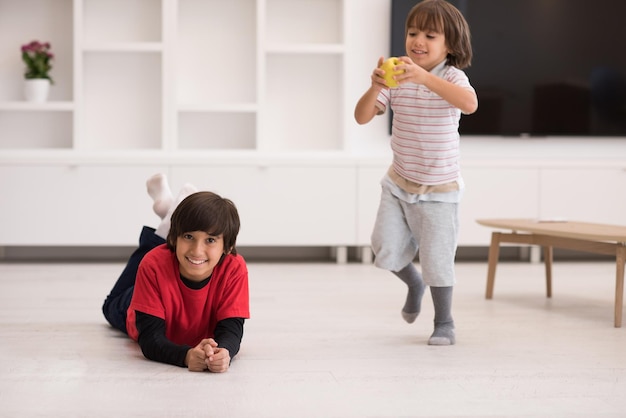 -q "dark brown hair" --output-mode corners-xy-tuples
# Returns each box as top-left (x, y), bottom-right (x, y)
(405, 0), (473, 69)
(166, 191), (241, 255)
